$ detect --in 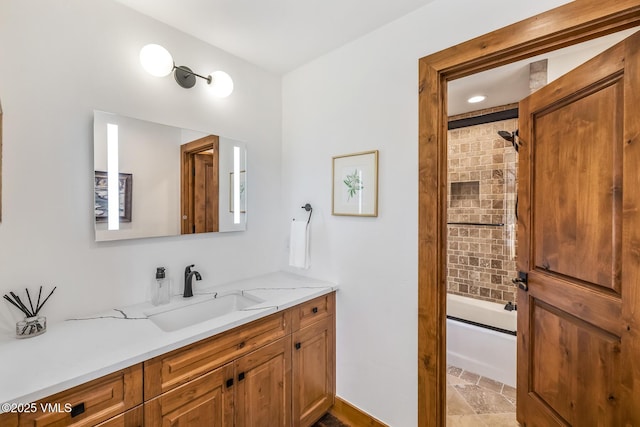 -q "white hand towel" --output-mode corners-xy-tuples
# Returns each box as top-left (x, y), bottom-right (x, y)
(289, 220), (310, 269)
